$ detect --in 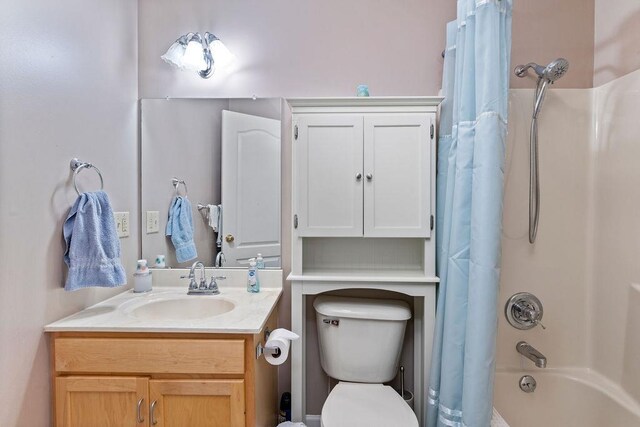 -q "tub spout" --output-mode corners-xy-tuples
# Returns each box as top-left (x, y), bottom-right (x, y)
(516, 341), (547, 368)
